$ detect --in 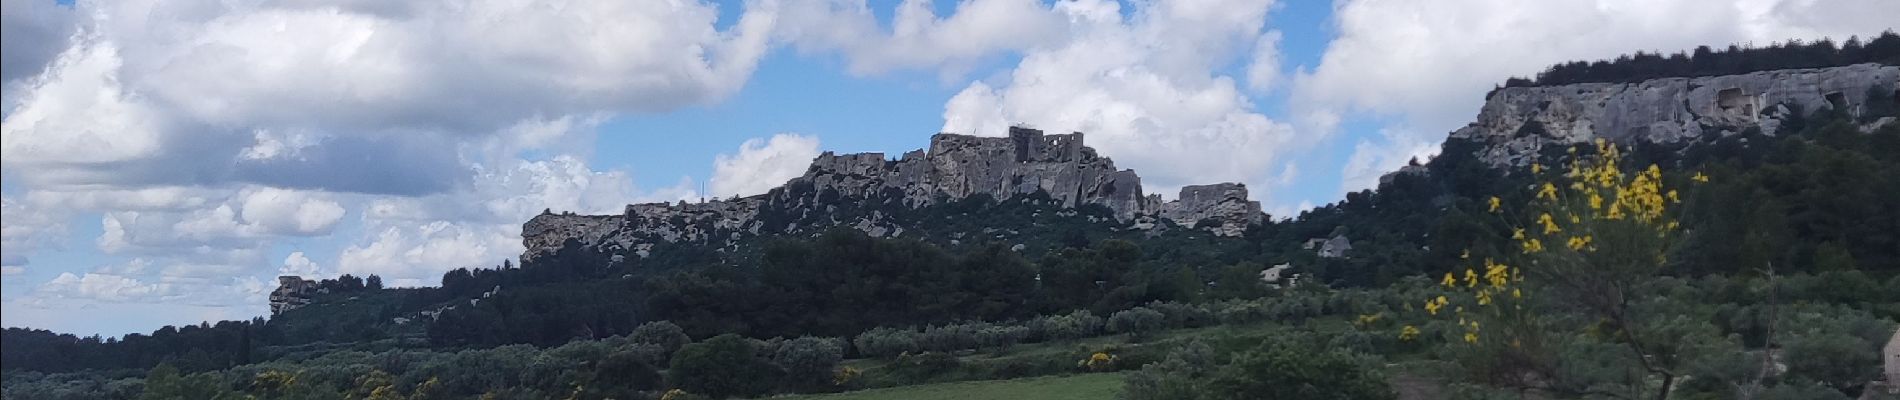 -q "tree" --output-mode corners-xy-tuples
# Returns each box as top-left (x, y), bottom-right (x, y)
(366, 275), (384, 290)
(1412, 140), (1704, 399)
(140, 363), (241, 400)
(1120, 340), (1216, 400)
(630, 320), (692, 360)
(772, 336), (844, 392)
(668, 334), (780, 399)
(1107, 307), (1166, 338)
(593, 350), (663, 395)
